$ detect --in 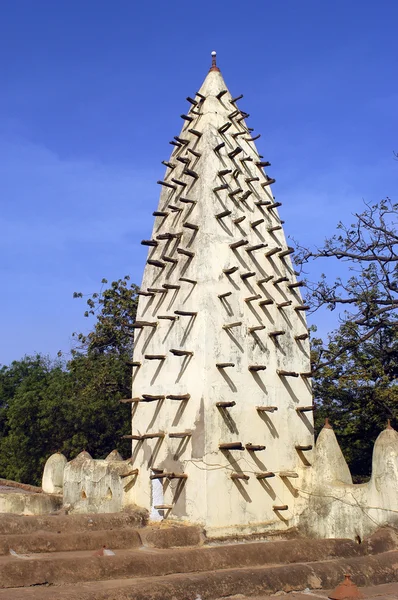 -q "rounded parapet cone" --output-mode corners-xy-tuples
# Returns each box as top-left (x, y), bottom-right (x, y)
(313, 418), (352, 485)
